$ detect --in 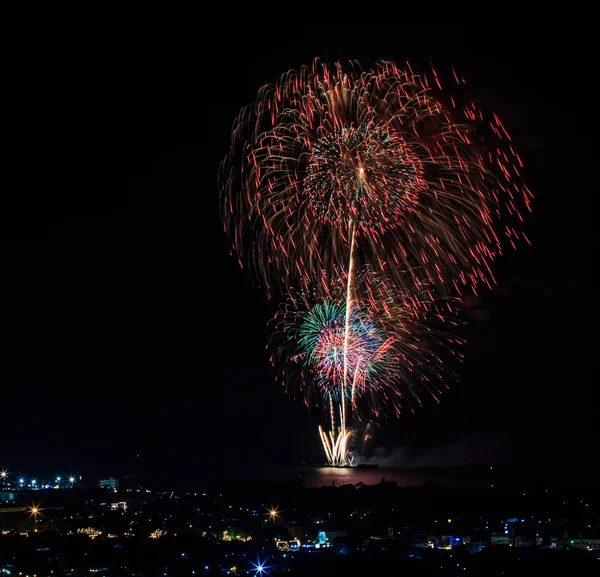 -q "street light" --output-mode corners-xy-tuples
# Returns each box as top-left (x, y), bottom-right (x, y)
(30, 505), (40, 532)
(267, 507), (280, 527)
(250, 557), (271, 576)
